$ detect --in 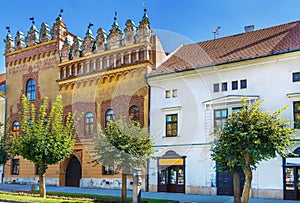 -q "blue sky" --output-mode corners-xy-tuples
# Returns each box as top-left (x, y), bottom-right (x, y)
(1, 0), (300, 73)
